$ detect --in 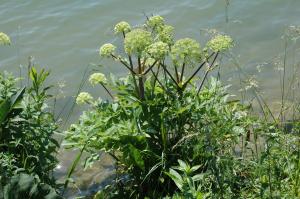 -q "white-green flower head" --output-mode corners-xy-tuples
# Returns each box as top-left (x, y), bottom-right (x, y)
(147, 41), (169, 60)
(89, 73), (107, 86)
(76, 92), (93, 105)
(114, 21), (131, 34)
(124, 29), (152, 55)
(206, 34), (233, 52)
(147, 15), (164, 28)
(99, 43), (116, 57)
(157, 25), (174, 45)
(0, 32), (11, 45)
(171, 38), (201, 65)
